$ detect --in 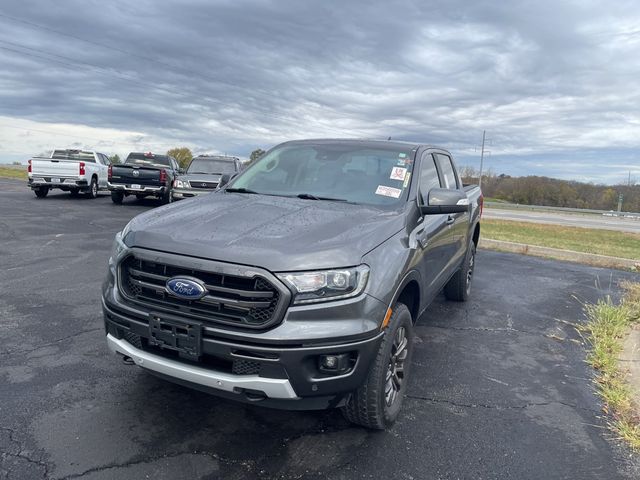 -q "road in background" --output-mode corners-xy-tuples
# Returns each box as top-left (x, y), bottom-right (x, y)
(1, 178), (639, 479)
(484, 207), (640, 233)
